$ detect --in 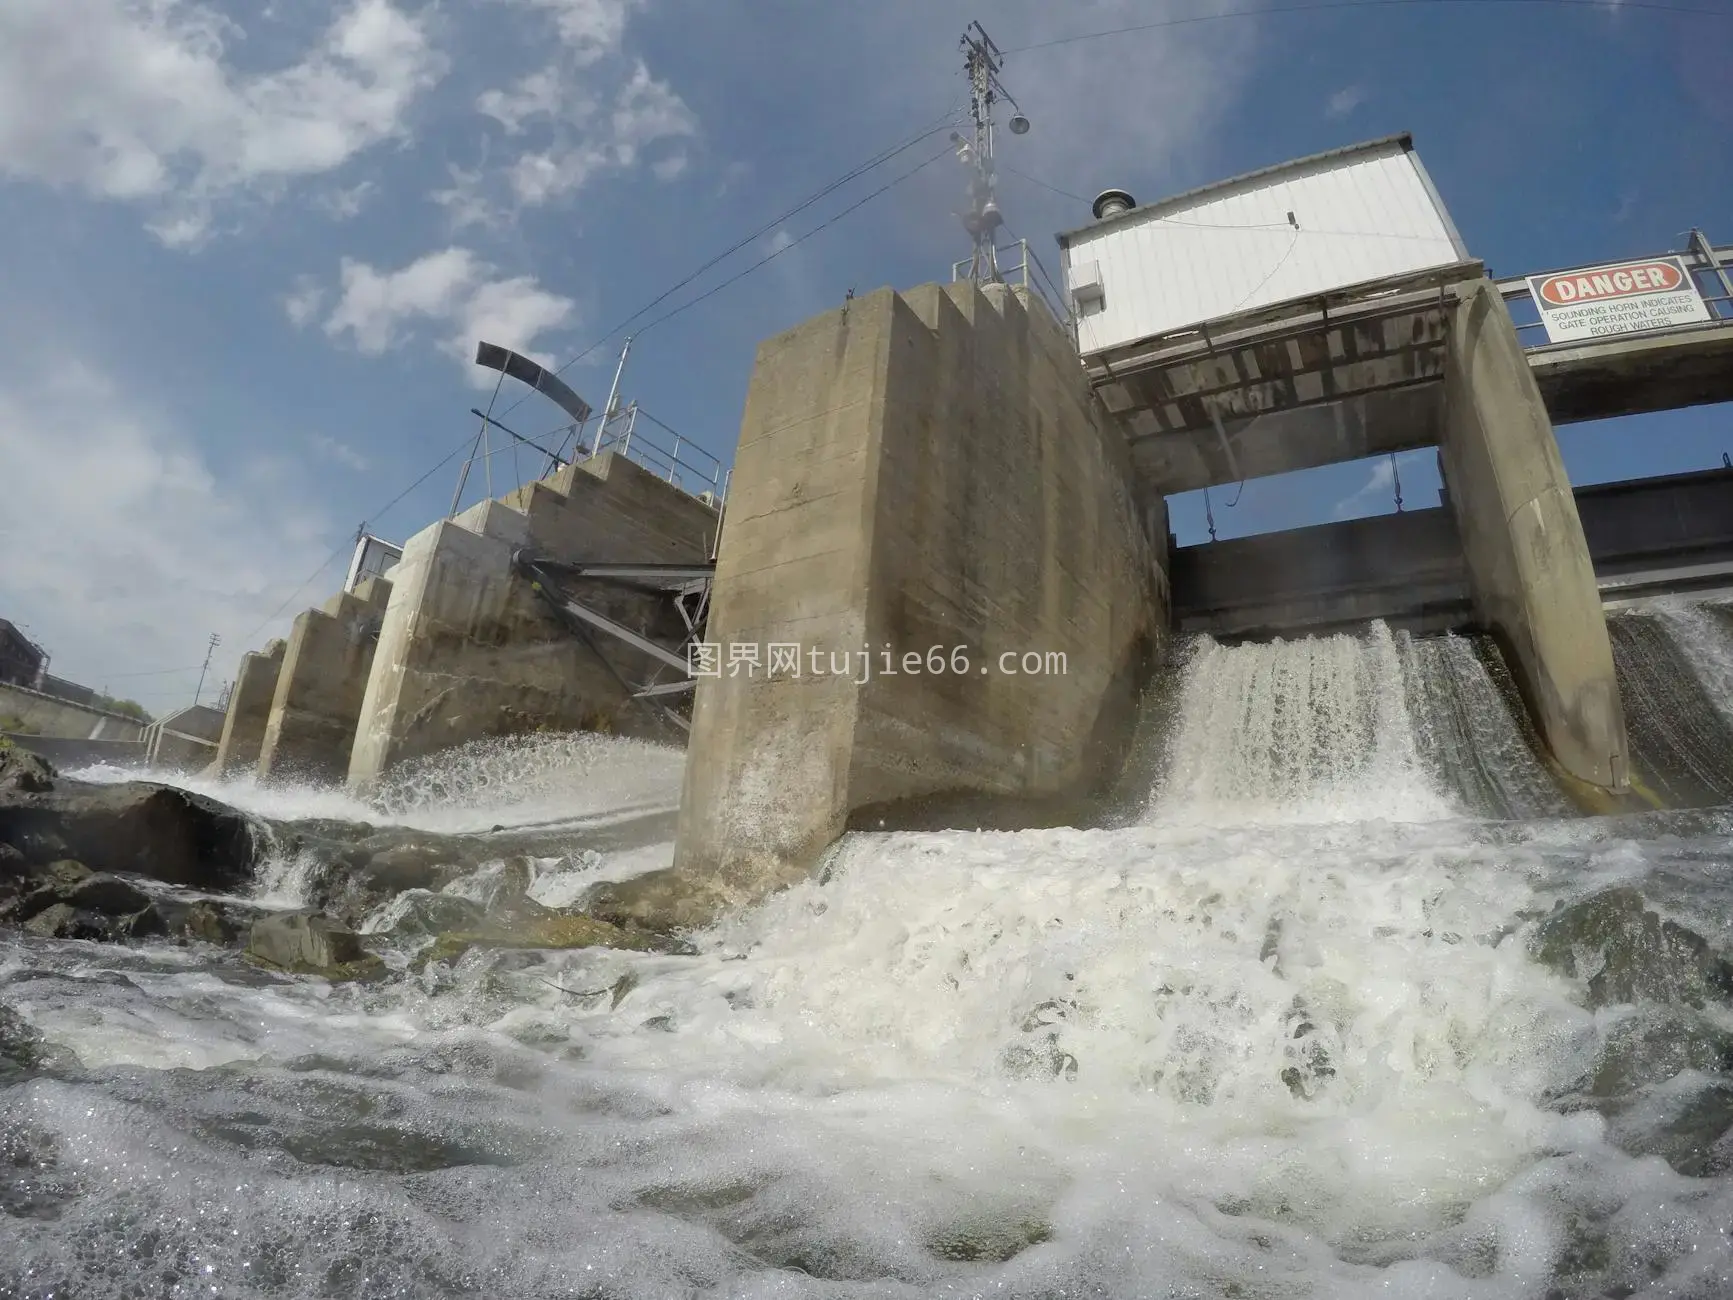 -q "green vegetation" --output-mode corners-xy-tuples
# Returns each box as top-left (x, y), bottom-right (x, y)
(93, 695), (151, 722)
(0, 713), (40, 735)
